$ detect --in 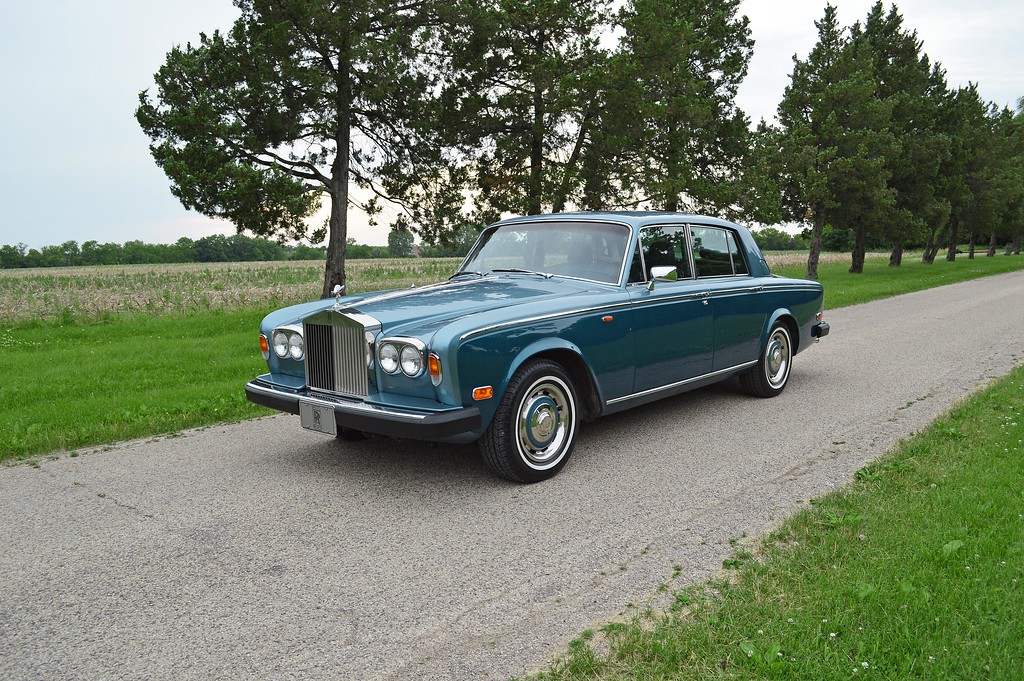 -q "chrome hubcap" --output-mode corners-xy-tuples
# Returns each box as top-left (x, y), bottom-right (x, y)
(516, 377), (574, 468)
(765, 328), (791, 389)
